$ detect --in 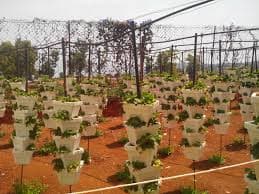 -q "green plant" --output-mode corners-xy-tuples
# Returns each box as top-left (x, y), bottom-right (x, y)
(36, 141), (57, 156)
(161, 103), (170, 110)
(217, 109), (225, 114)
(94, 129), (103, 137)
(251, 142), (259, 159)
(232, 137), (245, 146)
(56, 96), (79, 102)
(184, 81), (206, 90)
(25, 115), (37, 127)
(118, 136), (129, 145)
(26, 143), (36, 151)
(209, 154), (225, 165)
(52, 158), (65, 172)
(213, 97), (220, 104)
(178, 111), (189, 121)
(185, 97), (197, 106)
(81, 150), (91, 164)
(167, 113), (175, 121)
(158, 146), (173, 157)
(194, 113), (203, 119)
(124, 92), (155, 105)
(180, 138), (190, 147)
(152, 159), (163, 167)
(147, 116), (158, 126)
(67, 161), (80, 172)
(143, 182), (159, 194)
(126, 116), (146, 128)
(0, 131), (5, 138)
(198, 126), (208, 133)
(12, 180), (47, 194)
(185, 128), (194, 133)
(52, 110), (70, 121)
(42, 113), (49, 120)
(181, 187), (208, 194)
(253, 117), (259, 125)
(29, 124), (41, 140)
(204, 118), (214, 127)
(222, 99), (228, 103)
(80, 120), (91, 131)
(61, 130), (77, 138)
(57, 146), (70, 154)
(115, 166), (131, 182)
(192, 141), (202, 147)
(167, 95), (177, 101)
(245, 168), (256, 181)
(198, 97), (207, 106)
(131, 161), (146, 170)
(137, 133), (161, 150)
